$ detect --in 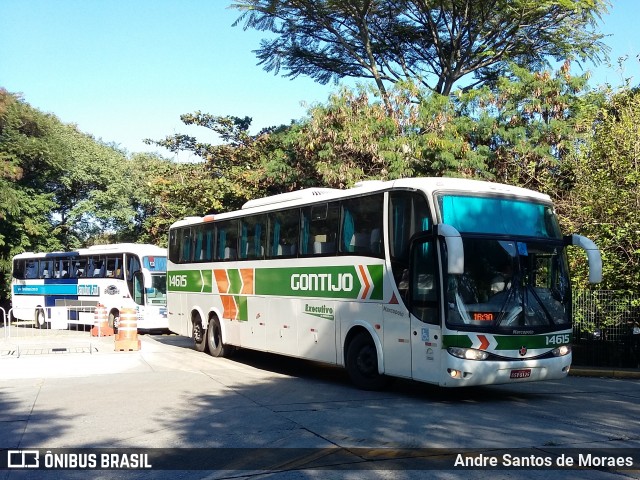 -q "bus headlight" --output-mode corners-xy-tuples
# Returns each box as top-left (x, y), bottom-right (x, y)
(552, 345), (571, 357)
(447, 347), (489, 361)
